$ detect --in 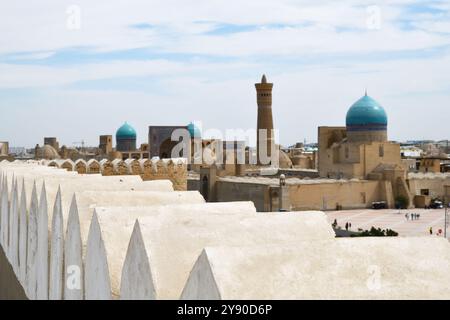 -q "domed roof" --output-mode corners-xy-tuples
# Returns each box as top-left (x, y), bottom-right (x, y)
(187, 122), (201, 138)
(278, 150), (293, 169)
(346, 94), (388, 127)
(116, 122), (137, 139)
(39, 145), (60, 160)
